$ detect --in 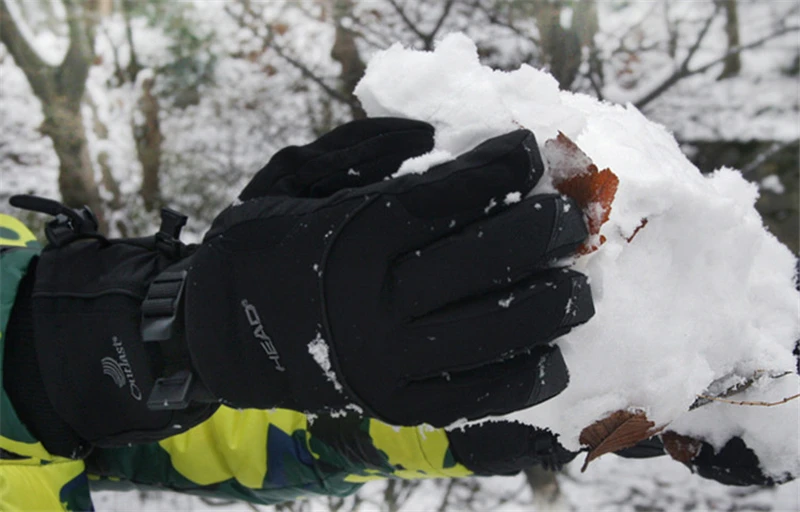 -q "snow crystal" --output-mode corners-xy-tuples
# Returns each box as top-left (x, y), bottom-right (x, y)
(307, 333), (343, 393)
(356, 33), (800, 479)
(504, 192), (522, 205)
